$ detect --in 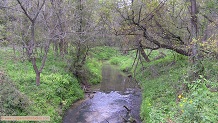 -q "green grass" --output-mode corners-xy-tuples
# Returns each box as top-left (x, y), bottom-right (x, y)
(1, 47), (217, 123)
(84, 57), (102, 84)
(90, 46), (118, 60)
(109, 55), (134, 72)
(0, 48), (84, 122)
(105, 48), (218, 123)
(84, 46), (120, 84)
